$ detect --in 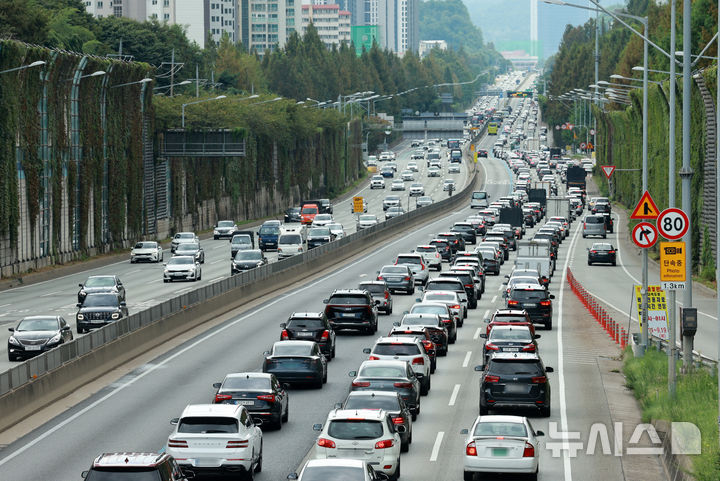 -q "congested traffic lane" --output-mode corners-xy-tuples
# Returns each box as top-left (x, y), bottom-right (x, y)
(0, 138), (464, 371)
